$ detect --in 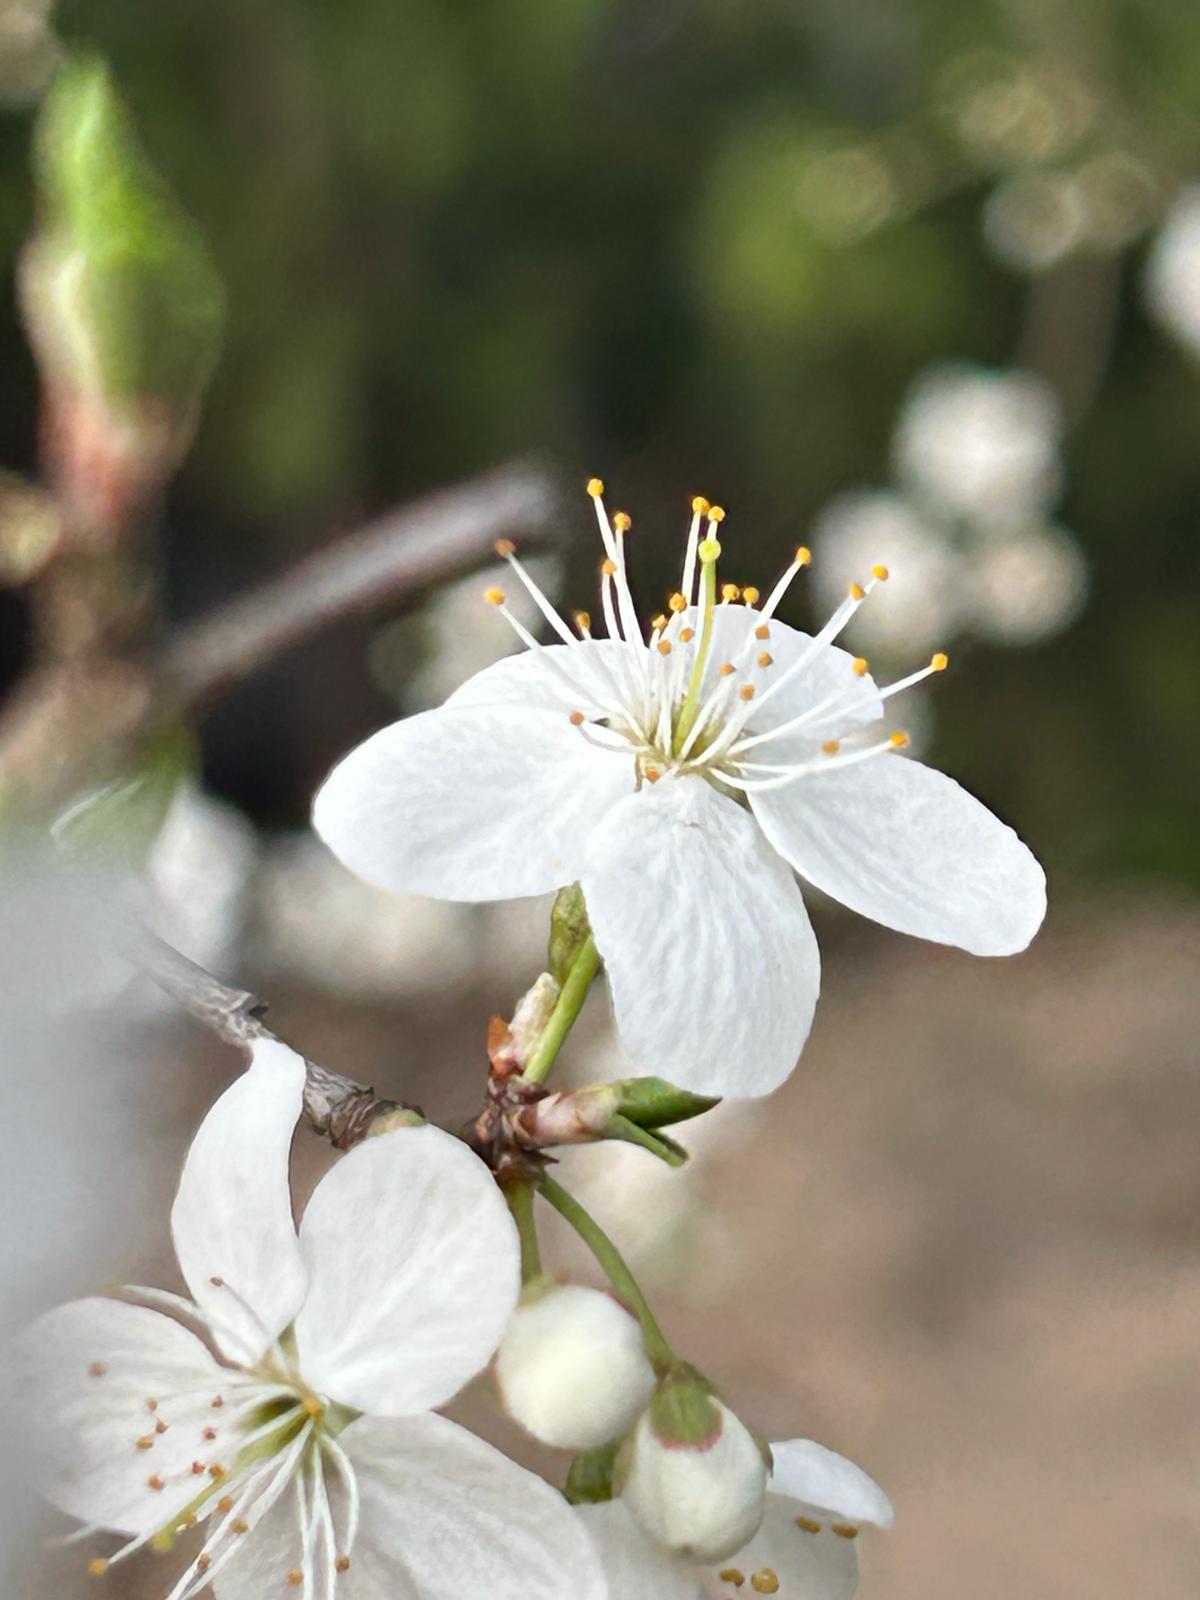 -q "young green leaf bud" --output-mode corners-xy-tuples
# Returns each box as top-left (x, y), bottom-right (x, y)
(496, 1283), (656, 1451)
(617, 1380), (768, 1562)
